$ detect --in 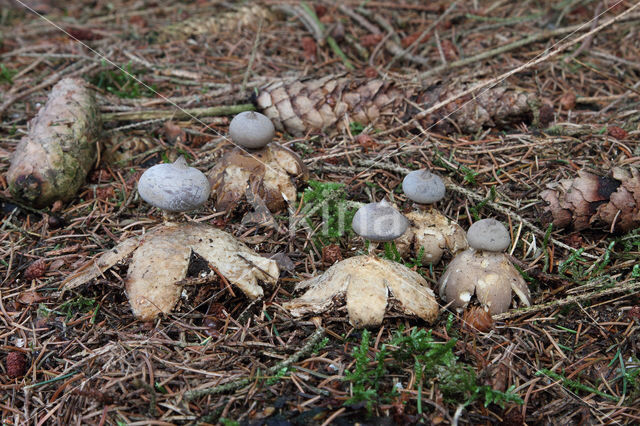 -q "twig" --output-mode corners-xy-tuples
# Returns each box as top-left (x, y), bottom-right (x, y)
(101, 103), (255, 122)
(183, 327), (325, 400)
(493, 279), (640, 321)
